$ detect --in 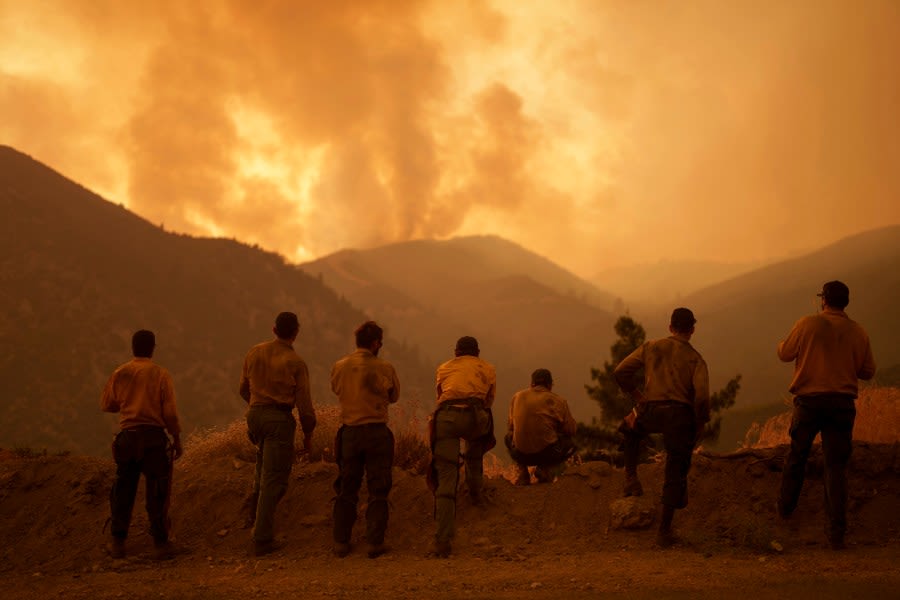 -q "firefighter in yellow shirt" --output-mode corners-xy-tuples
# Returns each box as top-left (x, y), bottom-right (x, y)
(239, 312), (317, 557)
(614, 308), (709, 548)
(101, 329), (182, 560)
(776, 280), (875, 550)
(330, 321), (400, 559)
(505, 368), (577, 485)
(429, 336), (496, 558)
